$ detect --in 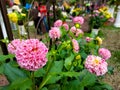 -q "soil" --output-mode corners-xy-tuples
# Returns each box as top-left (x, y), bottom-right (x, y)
(101, 28), (120, 90)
